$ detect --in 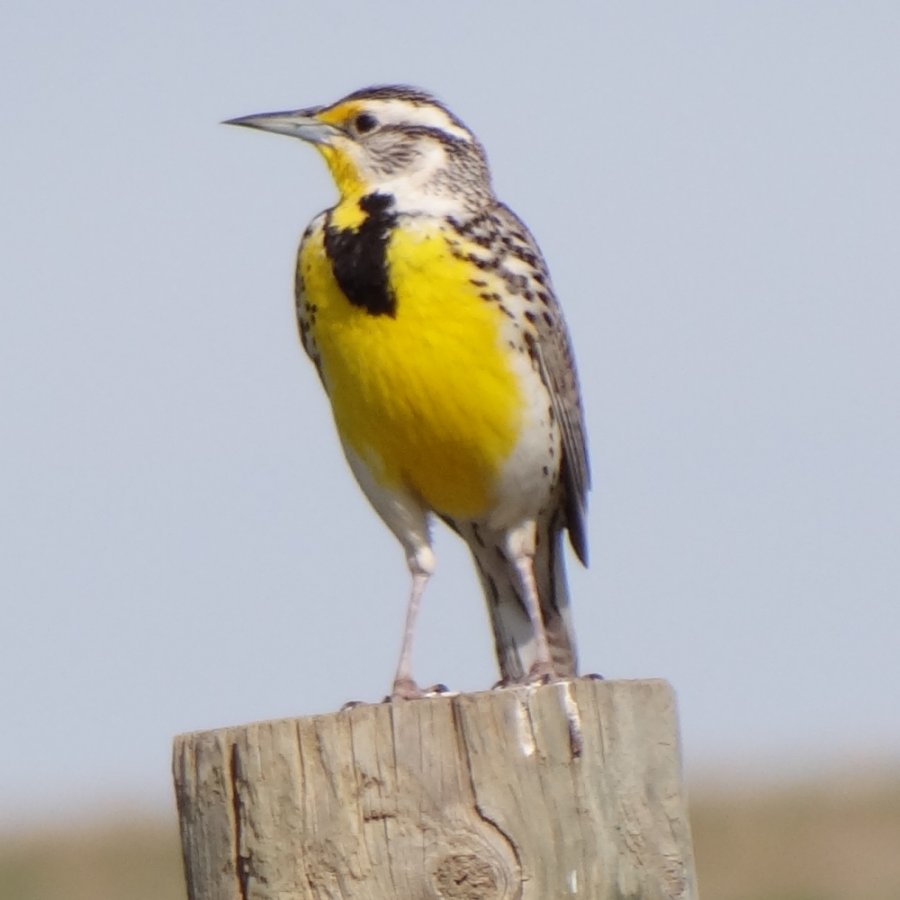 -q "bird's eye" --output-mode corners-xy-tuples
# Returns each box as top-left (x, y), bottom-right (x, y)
(354, 113), (378, 134)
